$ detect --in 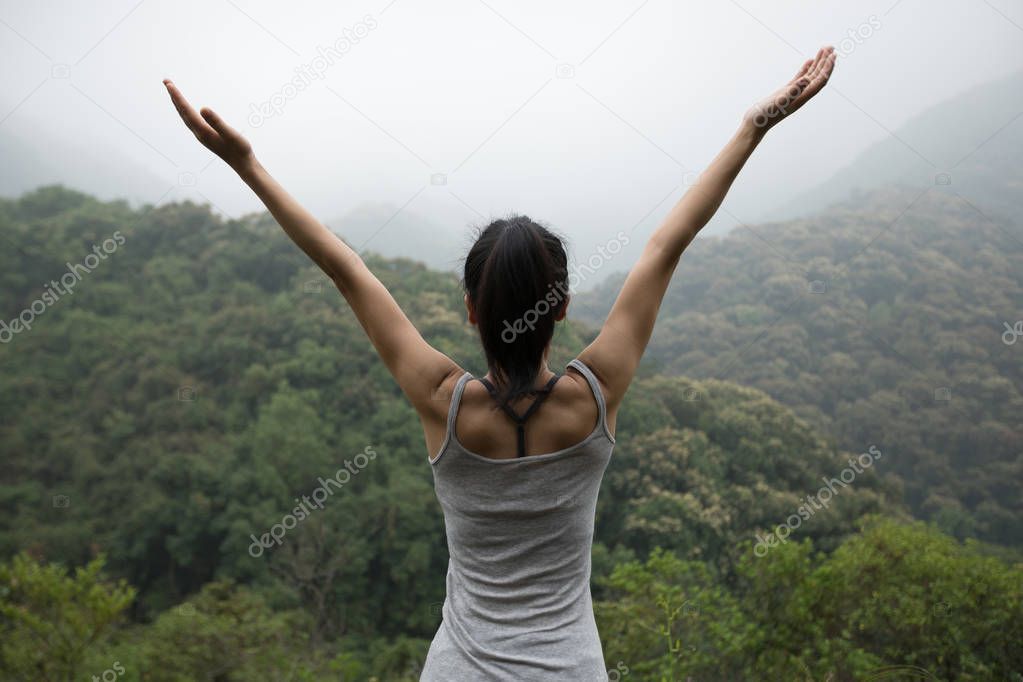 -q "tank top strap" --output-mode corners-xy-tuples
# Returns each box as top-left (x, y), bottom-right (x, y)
(567, 358), (615, 443)
(431, 372), (474, 465)
(444, 372), (474, 438)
